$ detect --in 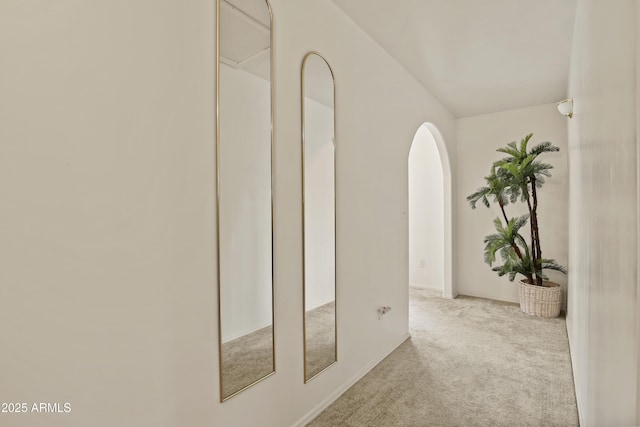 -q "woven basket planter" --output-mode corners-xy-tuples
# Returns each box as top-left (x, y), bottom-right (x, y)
(518, 280), (562, 318)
